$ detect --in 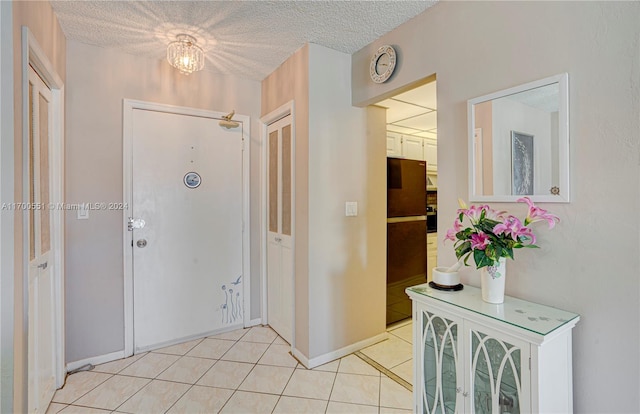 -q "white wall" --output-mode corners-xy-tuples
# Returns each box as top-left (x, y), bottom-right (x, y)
(65, 41), (262, 364)
(261, 44), (387, 364)
(307, 44), (387, 360)
(352, 2), (640, 412)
